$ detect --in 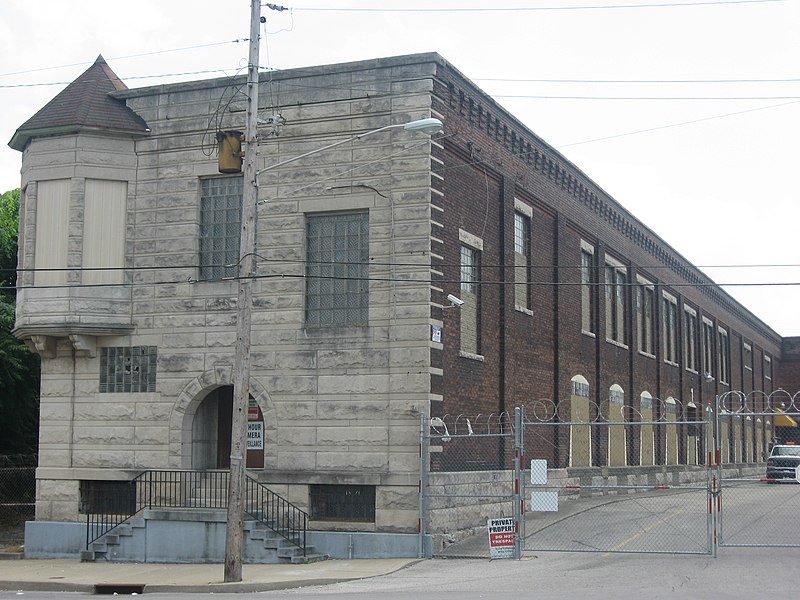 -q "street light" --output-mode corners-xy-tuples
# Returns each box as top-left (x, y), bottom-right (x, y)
(223, 24), (442, 578)
(254, 117), (443, 183)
